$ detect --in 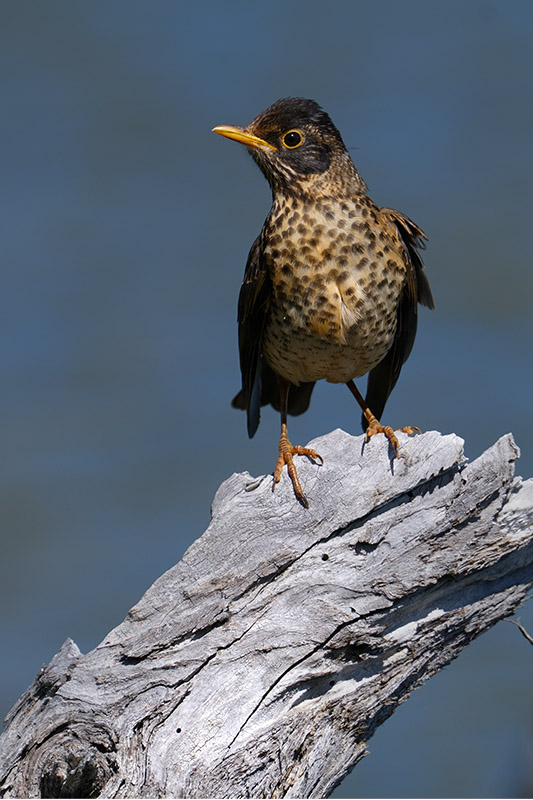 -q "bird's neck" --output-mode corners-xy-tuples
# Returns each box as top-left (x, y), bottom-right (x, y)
(270, 157), (367, 204)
